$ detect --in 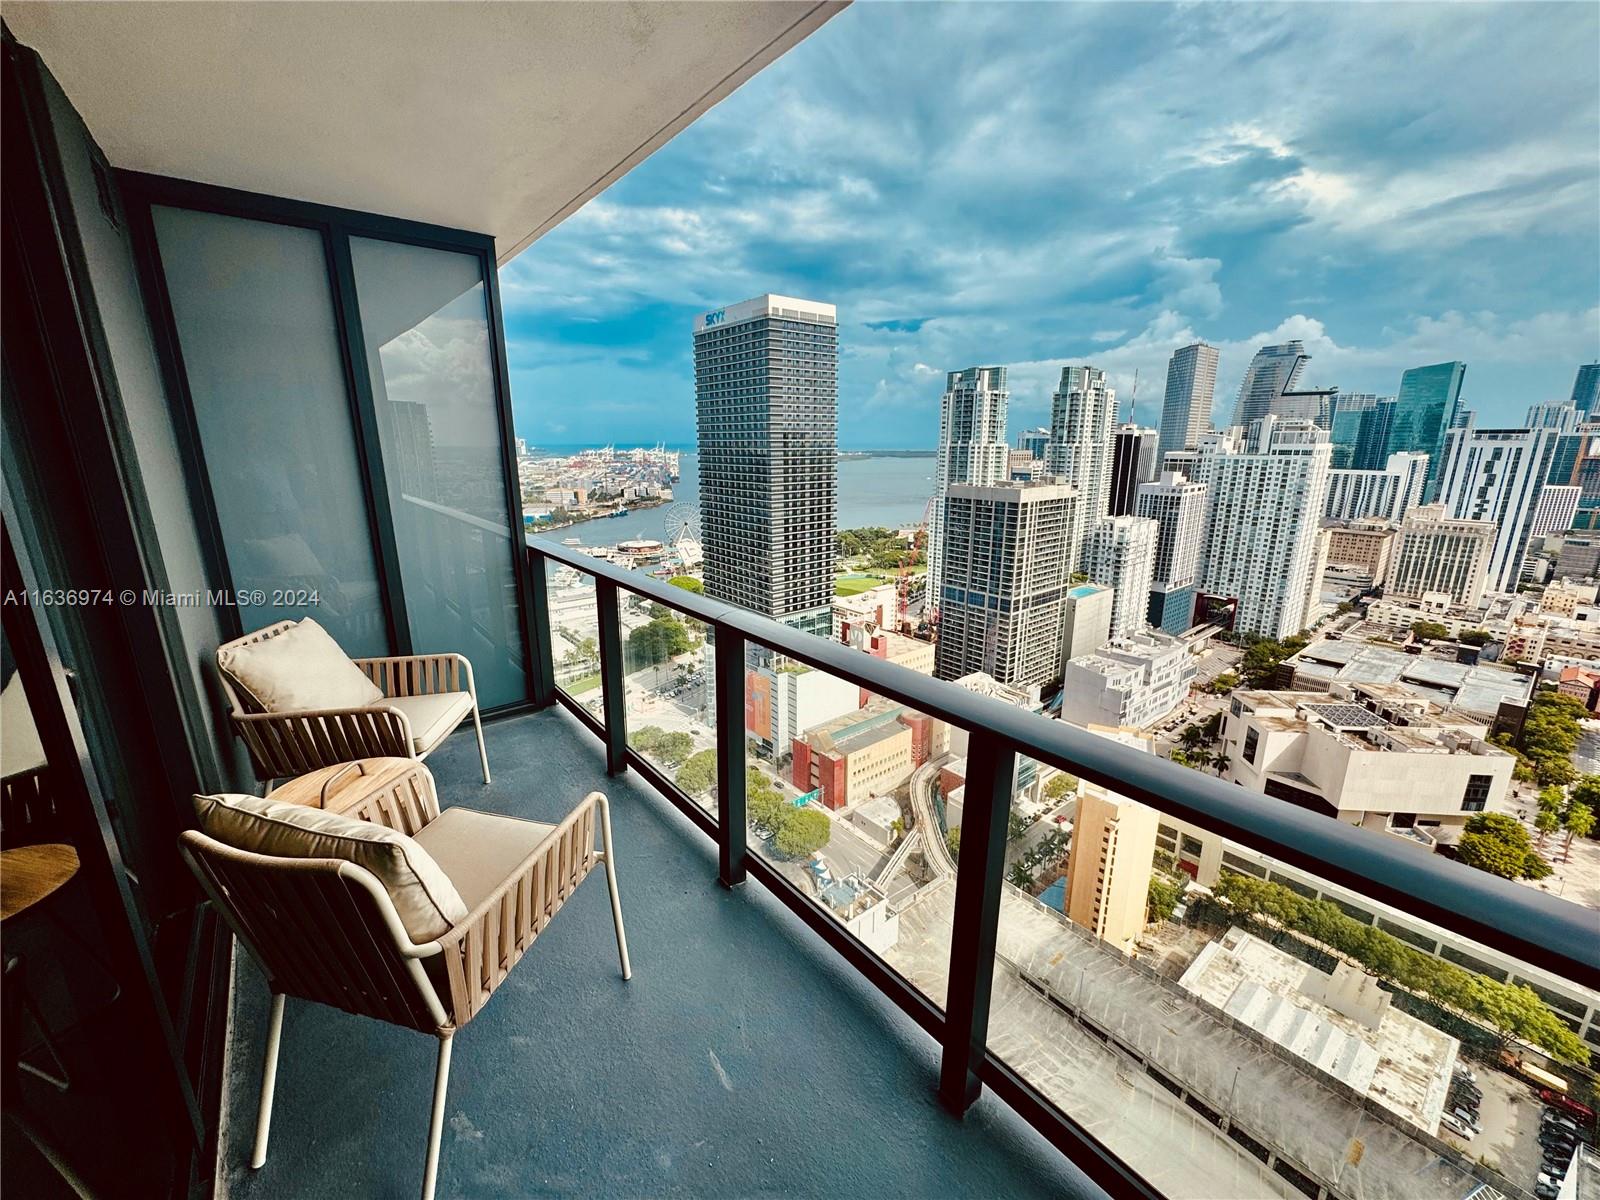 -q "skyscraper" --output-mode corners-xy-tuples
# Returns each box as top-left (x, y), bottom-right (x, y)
(1107, 425), (1160, 516)
(1327, 393), (1386, 469)
(934, 482), (1077, 688)
(1196, 417), (1332, 640)
(1231, 342), (1309, 426)
(1436, 417), (1562, 596)
(1155, 342), (1219, 463)
(1385, 504), (1495, 607)
(1045, 365), (1115, 550)
(928, 366), (1010, 606)
(1382, 361), (1466, 503)
(1064, 786), (1158, 954)
(1016, 426), (1051, 460)
(1136, 471), (1208, 634)
(1571, 363), (1600, 419)
(694, 294), (837, 637)
(1082, 515), (1158, 640)
(1322, 452), (1429, 523)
